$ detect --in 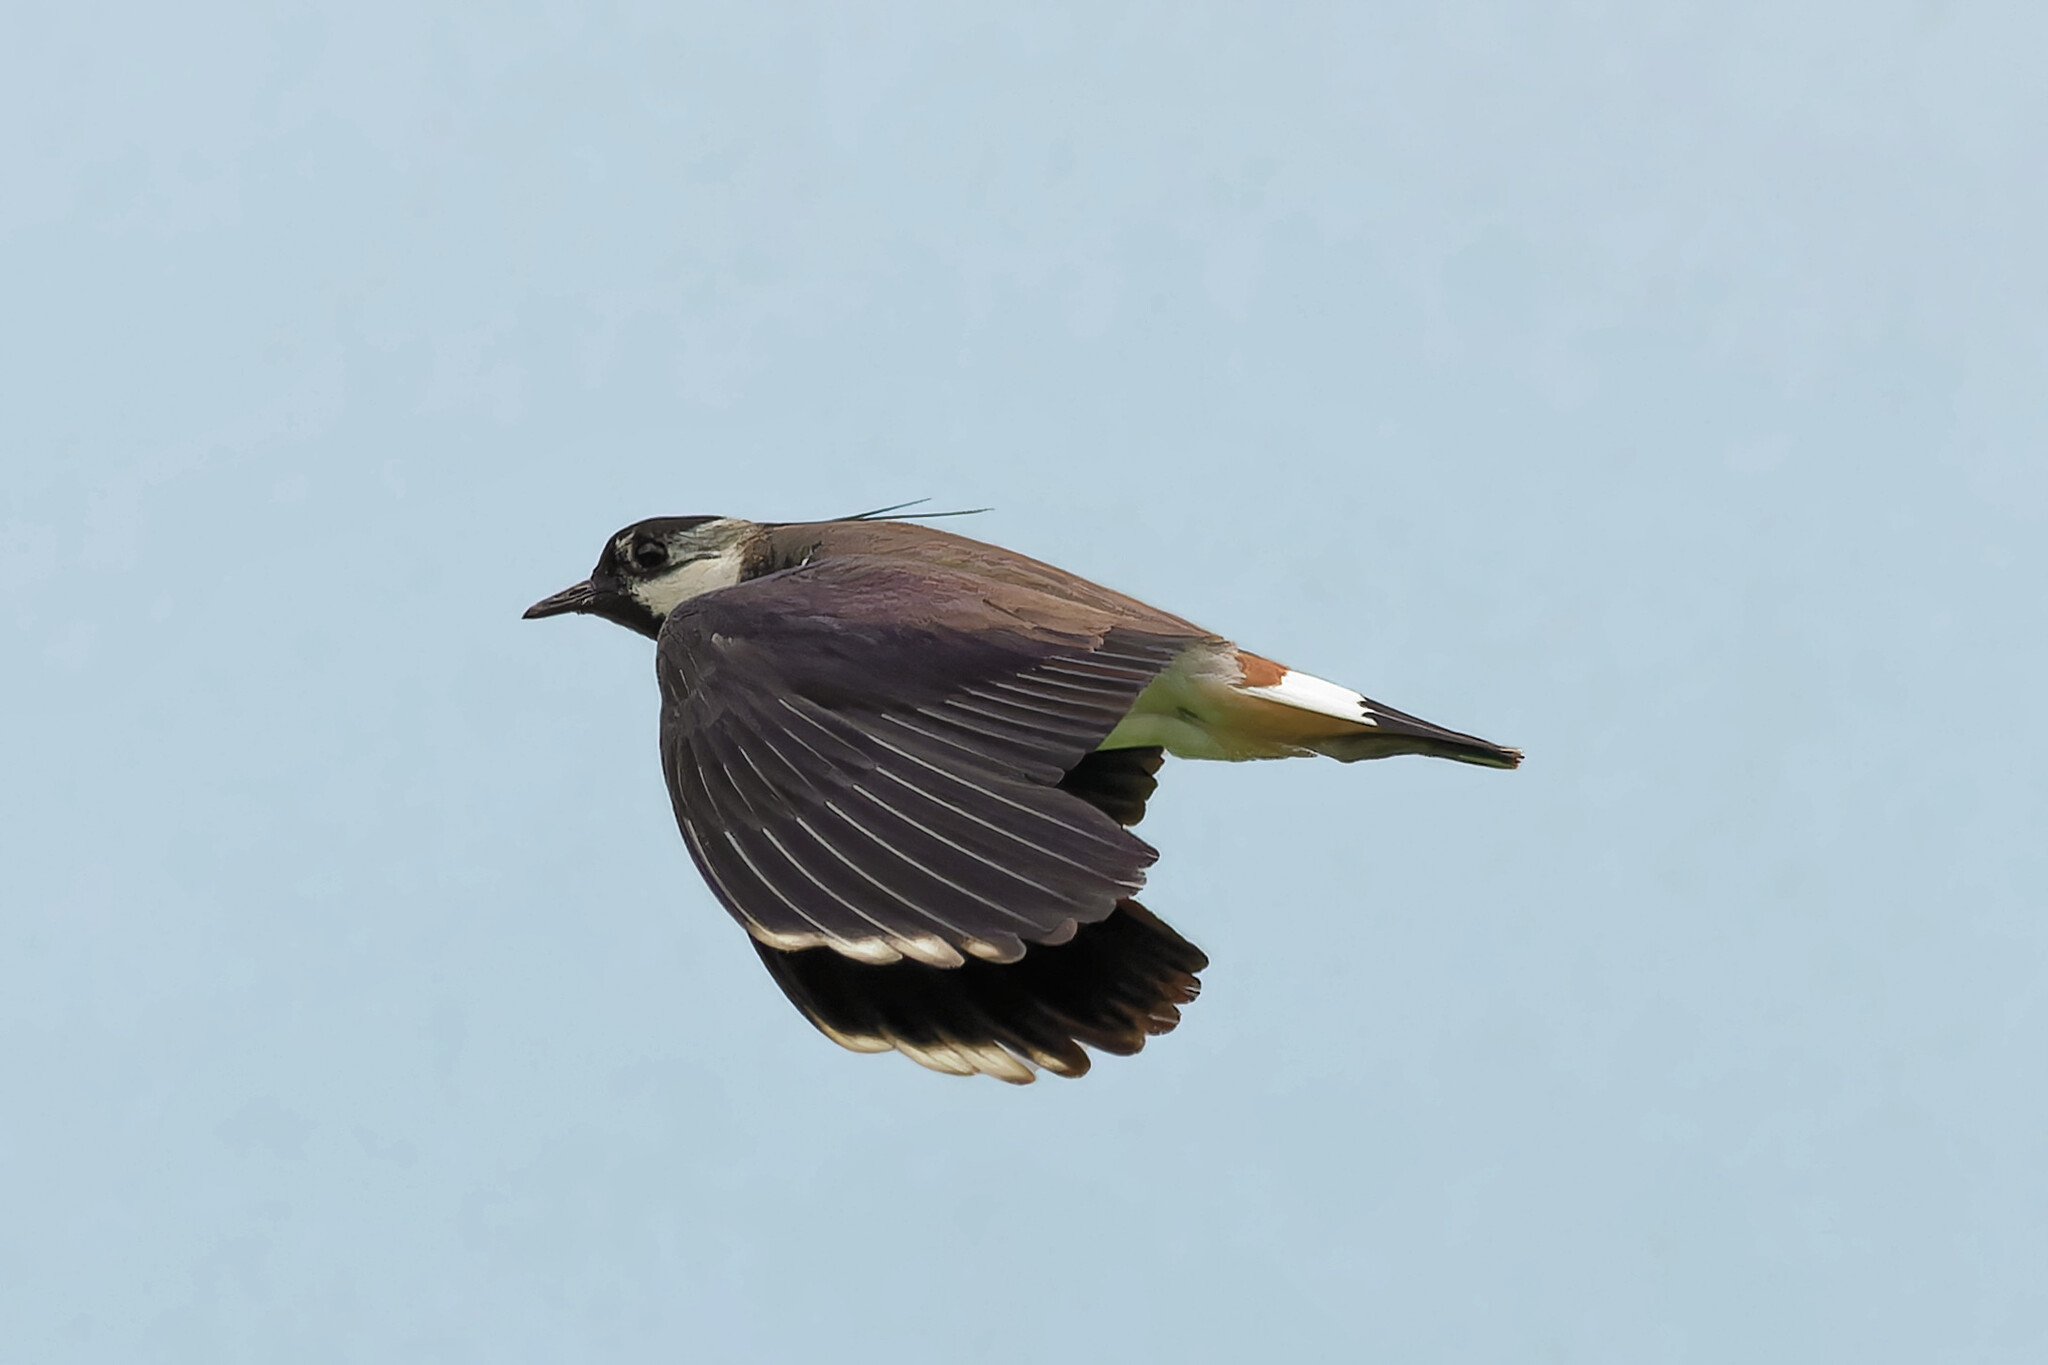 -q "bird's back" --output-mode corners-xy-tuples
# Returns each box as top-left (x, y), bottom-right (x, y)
(766, 520), (1215, 640)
